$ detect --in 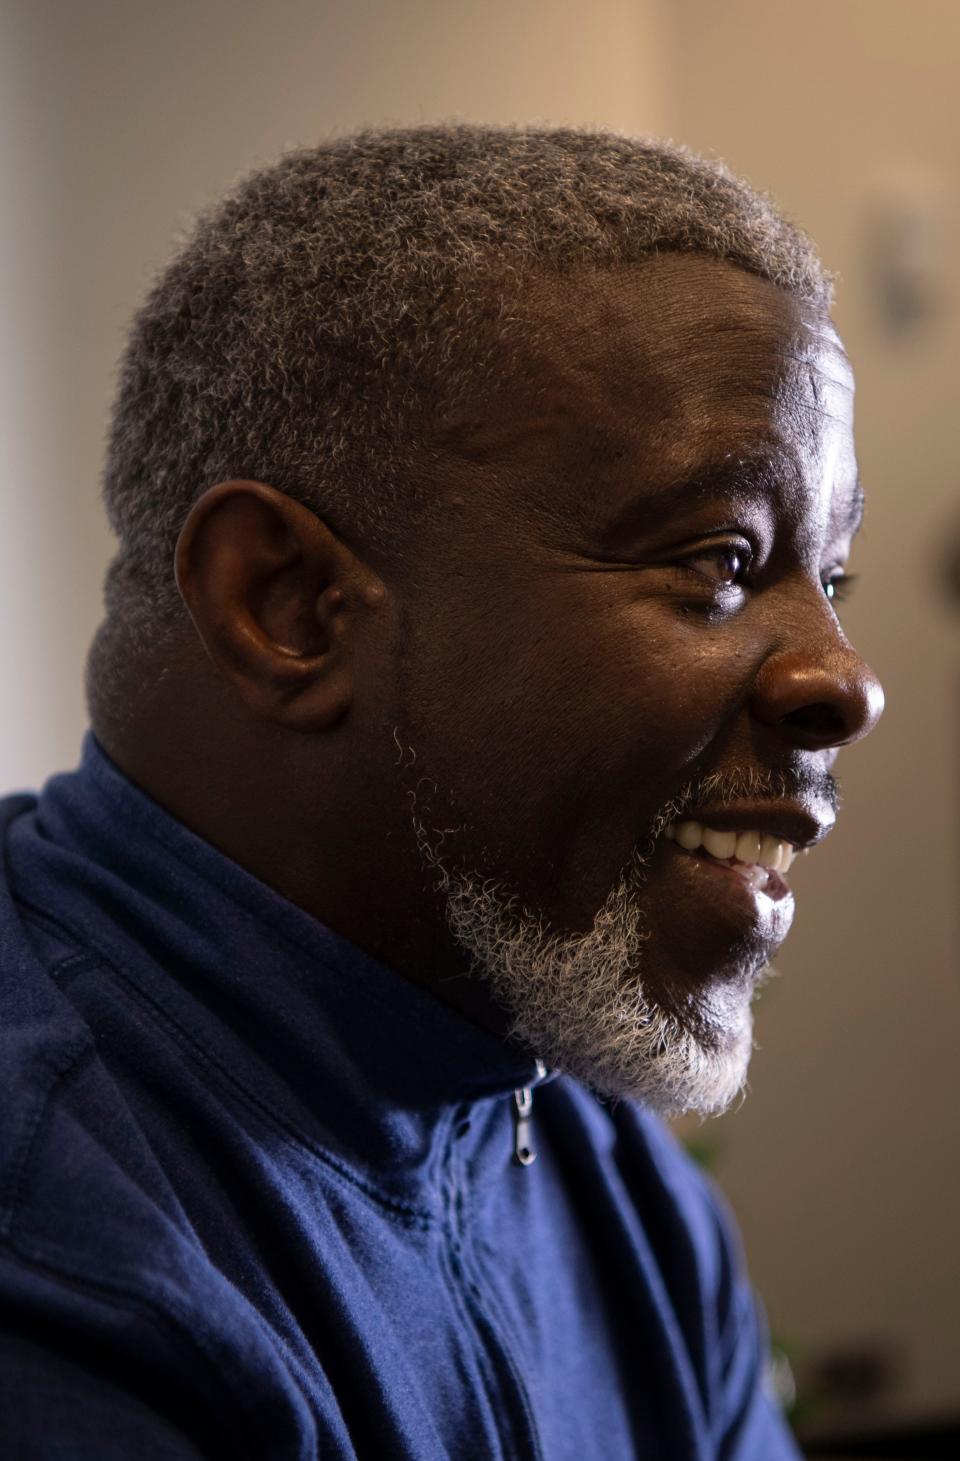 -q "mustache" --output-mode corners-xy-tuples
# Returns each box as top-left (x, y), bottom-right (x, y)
(650, 764), (841, 841)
